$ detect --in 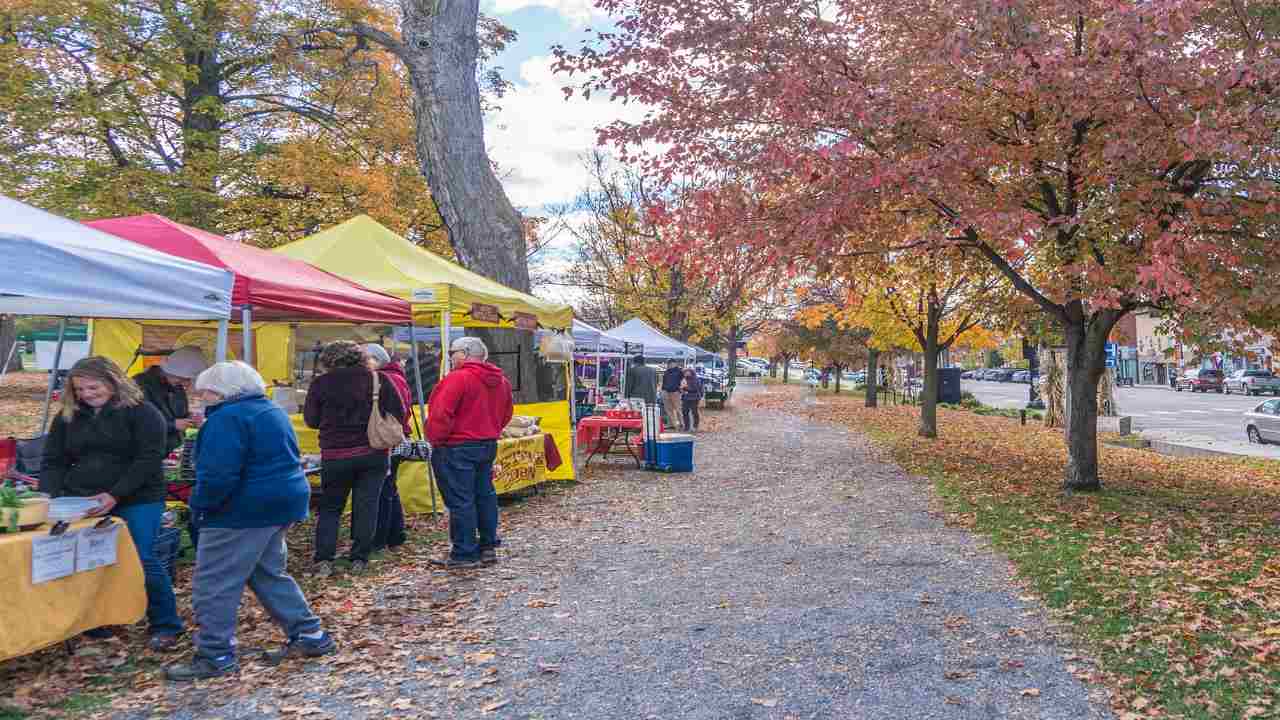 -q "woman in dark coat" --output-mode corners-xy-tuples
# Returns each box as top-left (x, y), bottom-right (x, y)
(42, 356), (184, 649)
(304, 341), (405, 576)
